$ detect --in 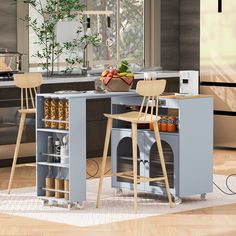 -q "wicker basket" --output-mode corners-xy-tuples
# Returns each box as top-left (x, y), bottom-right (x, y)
(102, 77), (133, 92)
